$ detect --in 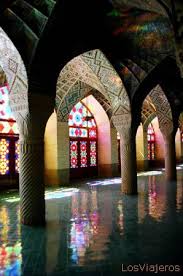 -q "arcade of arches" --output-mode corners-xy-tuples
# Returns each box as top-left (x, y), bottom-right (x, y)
(1, 1), (183, 273)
